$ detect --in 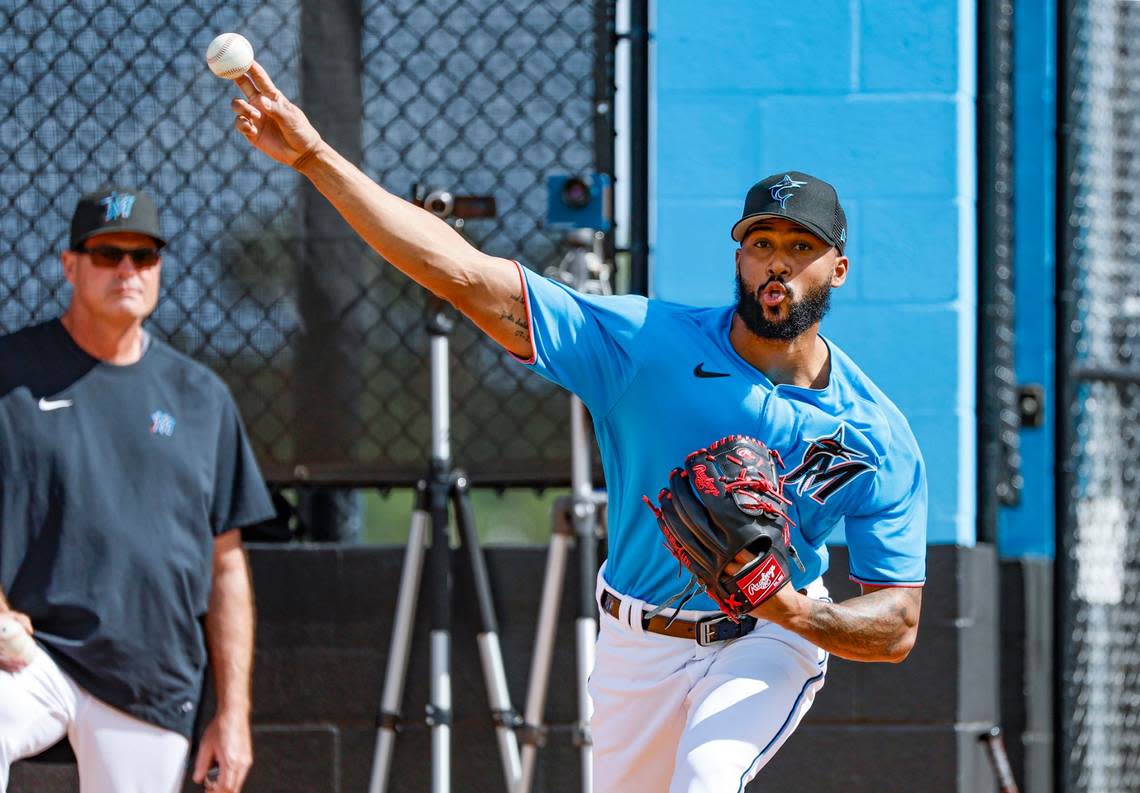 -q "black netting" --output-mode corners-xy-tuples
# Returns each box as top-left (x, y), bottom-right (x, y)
(0, 0), (613, 486)
(1058, 1), (1140, 790)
